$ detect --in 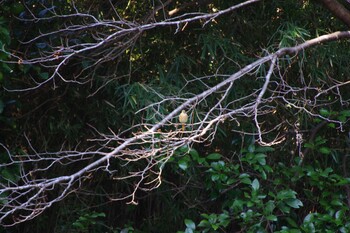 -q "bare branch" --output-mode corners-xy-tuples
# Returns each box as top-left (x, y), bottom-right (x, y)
(1, 0), (350, 226)
(1, 0), (261, 92)
(318, 0), (350, 28)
